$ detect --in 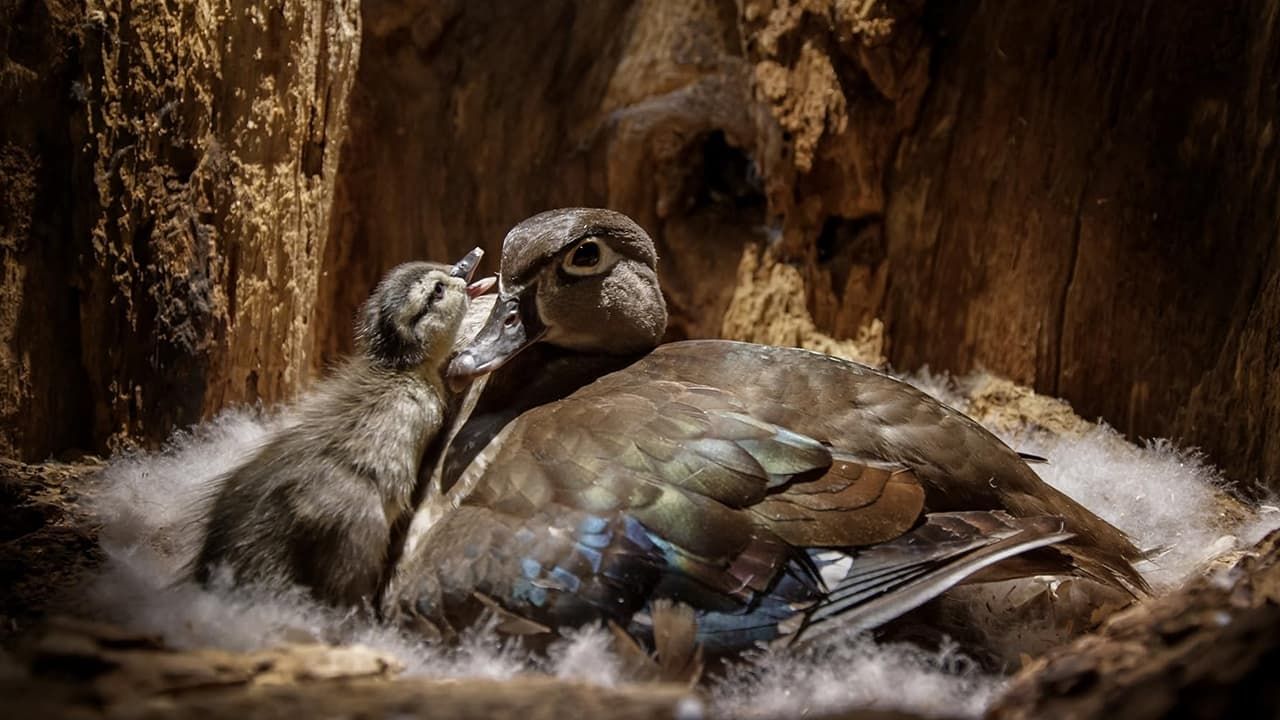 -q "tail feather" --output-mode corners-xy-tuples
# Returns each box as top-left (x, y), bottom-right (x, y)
(784, 511), (1074, 645)
(1060, 544), (1150, 597)
(1007, 469), (1150, 596)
